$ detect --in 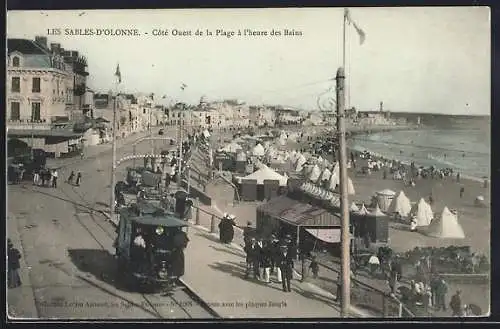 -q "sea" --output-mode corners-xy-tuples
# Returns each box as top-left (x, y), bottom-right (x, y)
(347, 114), (491, 180)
